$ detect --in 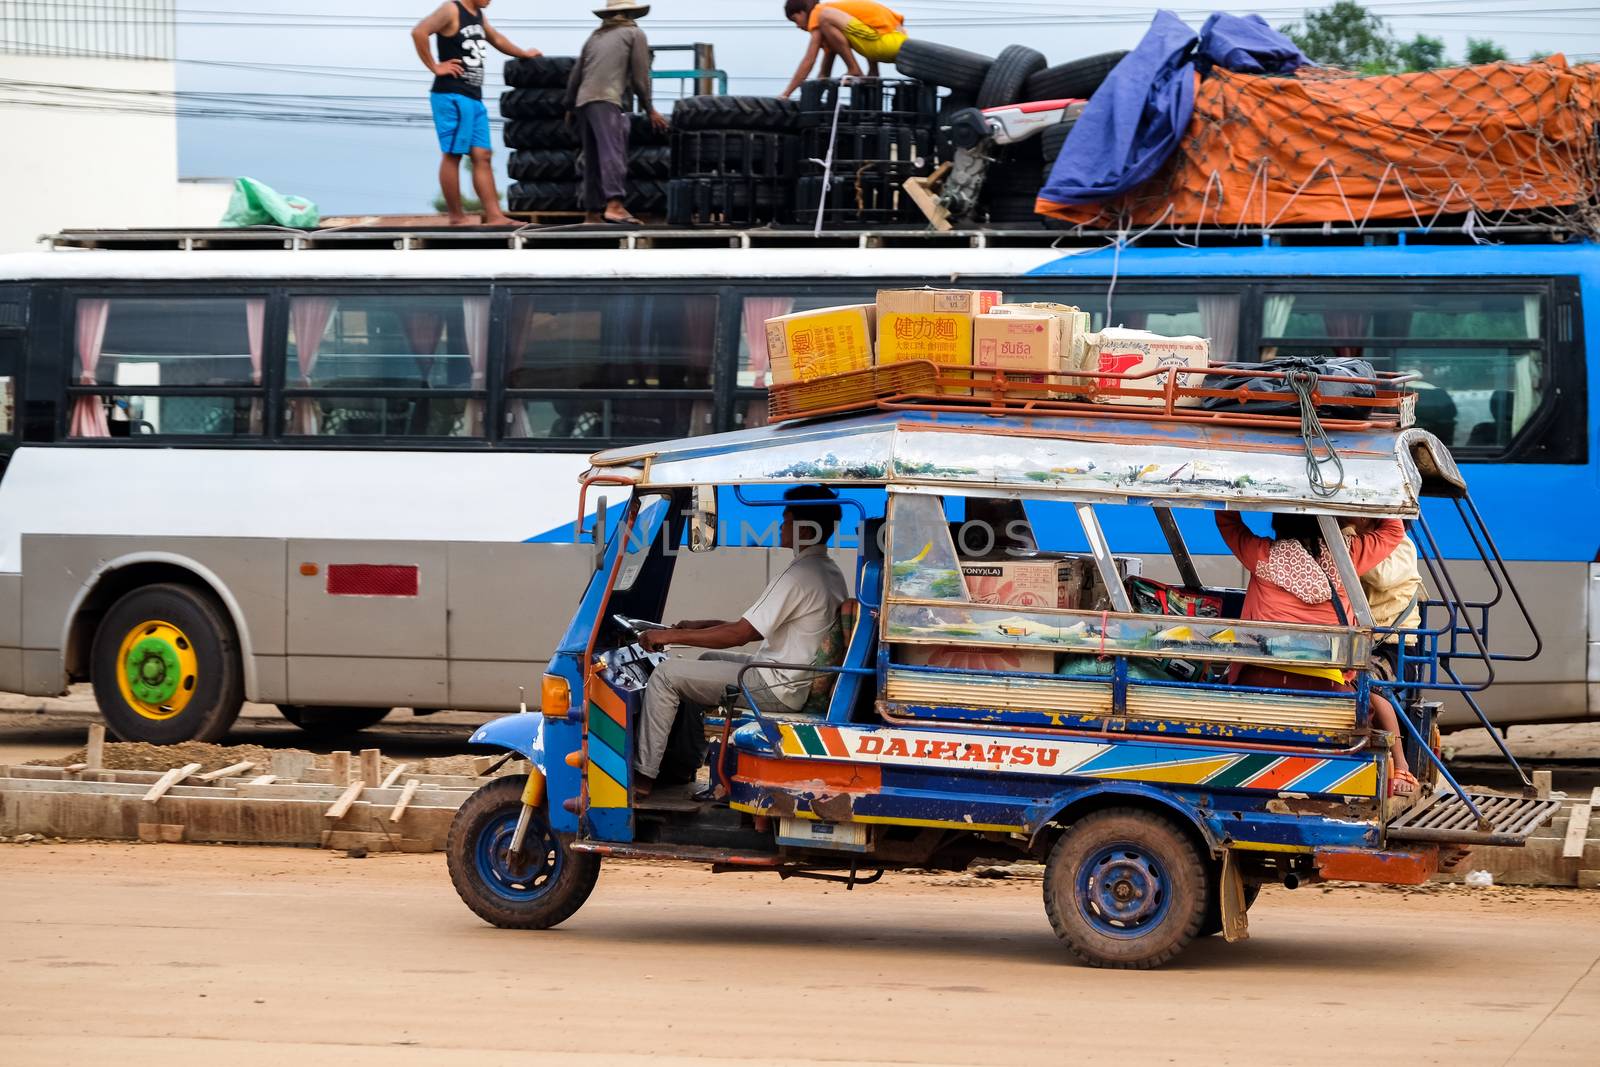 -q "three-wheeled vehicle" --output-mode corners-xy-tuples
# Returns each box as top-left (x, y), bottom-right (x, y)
(446, 361), (1558, 968)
